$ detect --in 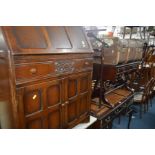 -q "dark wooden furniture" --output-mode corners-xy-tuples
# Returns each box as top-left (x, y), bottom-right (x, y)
(90, 63), (137, 128)
(92, 62), (141, 107)
(0, 26), (93, 129)
(90, 50), (142, 128)
(85, 30), (144, 128)
(90, 93), (133, 129)
(133, 80), (151, 118)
